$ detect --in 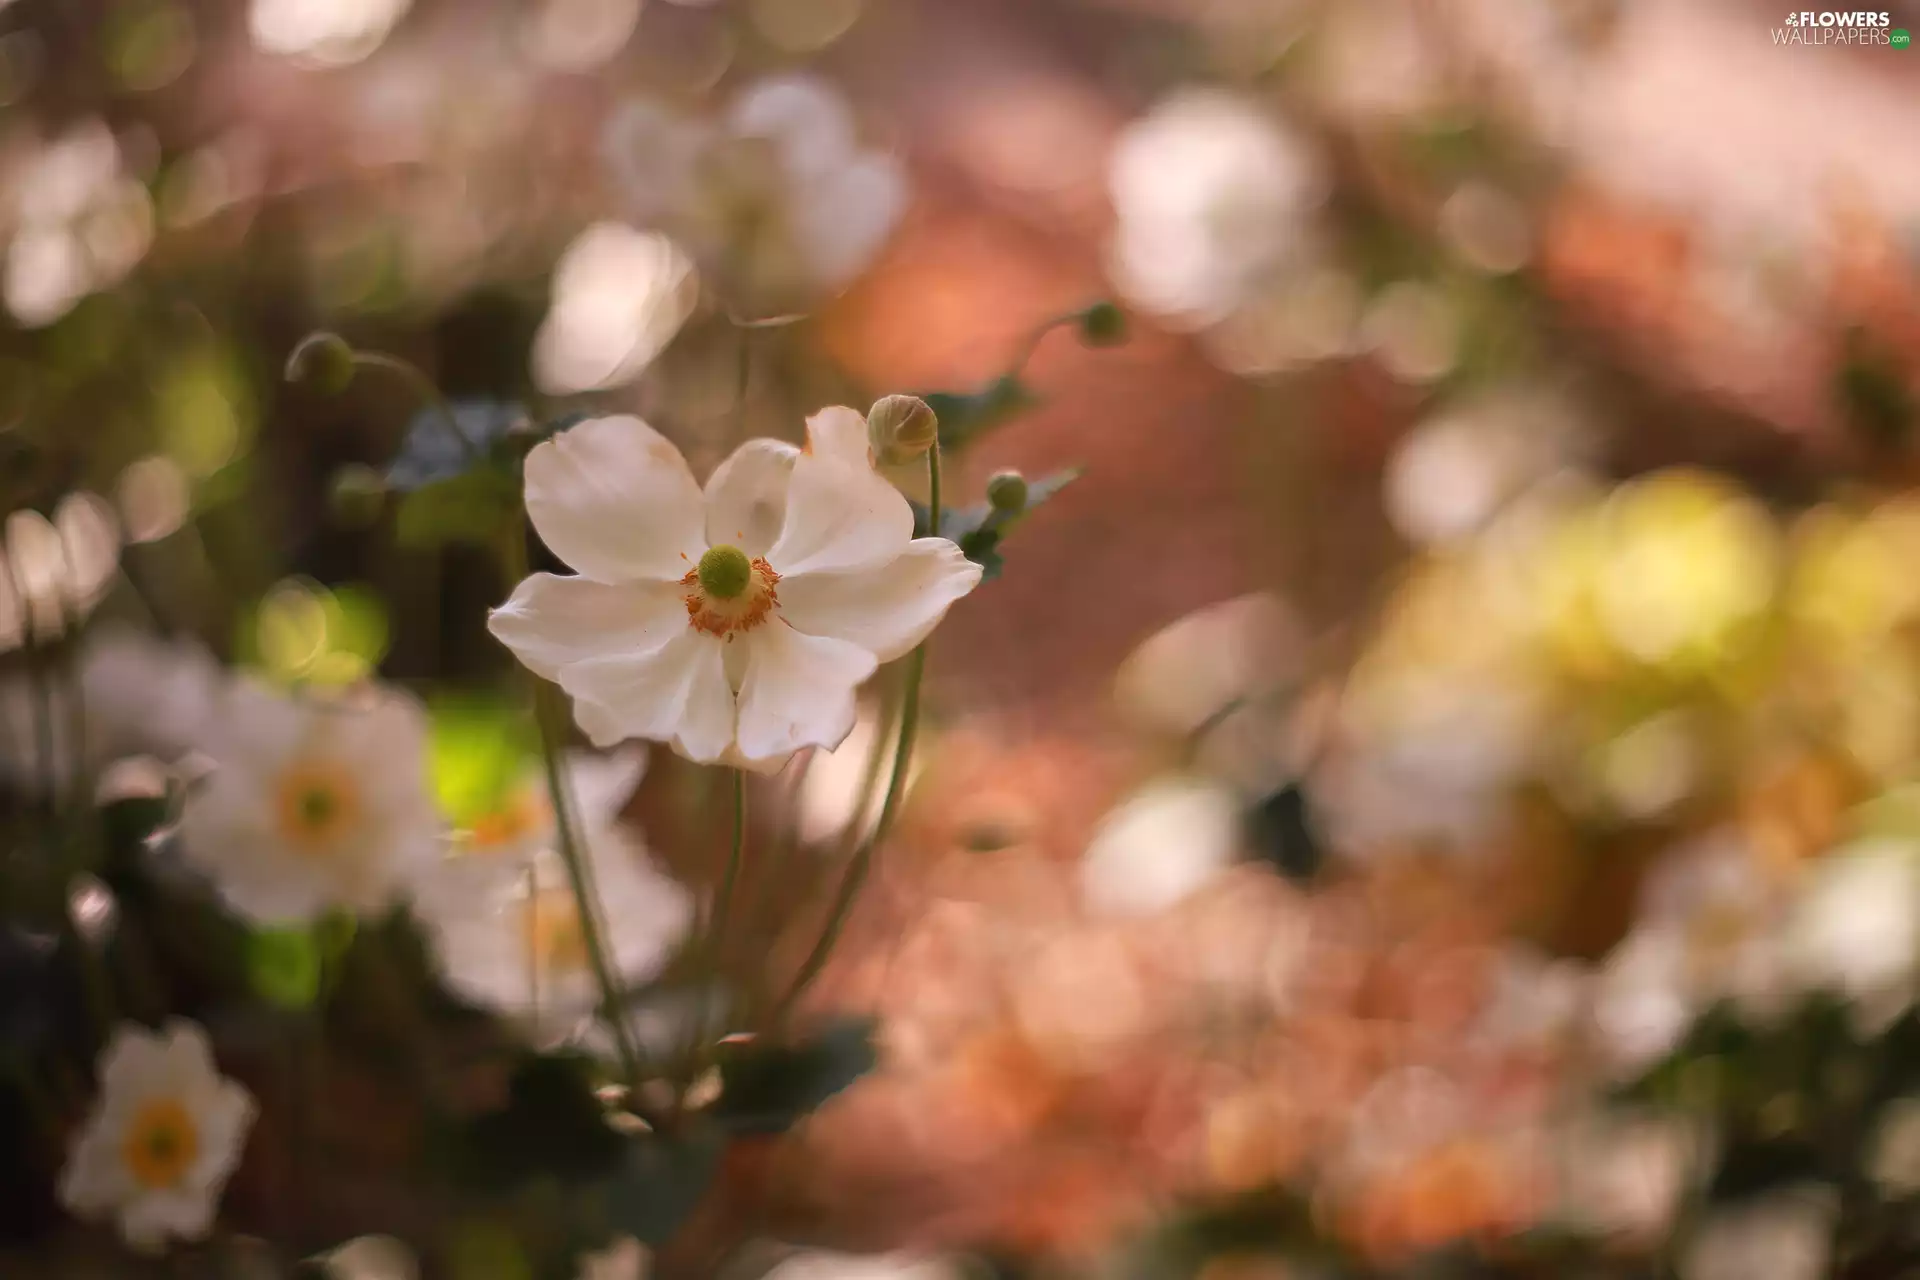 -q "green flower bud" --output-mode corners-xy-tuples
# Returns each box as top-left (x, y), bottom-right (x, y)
(1077, 301), (1127, 347)
(327, 464), (388, 529)
(986, 470), (1029, 515)
(285, 332), (356, 395)
(867, 394), (939, 467)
